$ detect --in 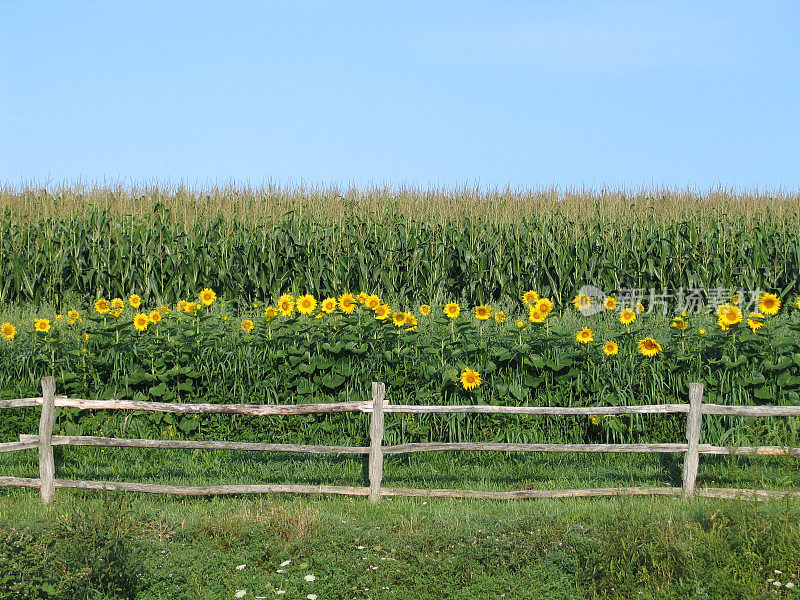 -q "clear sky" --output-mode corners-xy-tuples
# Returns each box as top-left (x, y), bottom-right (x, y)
(2, 0), (798, 190)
